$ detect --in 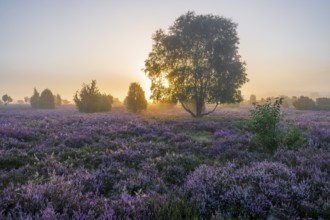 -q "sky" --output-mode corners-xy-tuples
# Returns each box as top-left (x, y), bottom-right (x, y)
(1, 0), (330, 102)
